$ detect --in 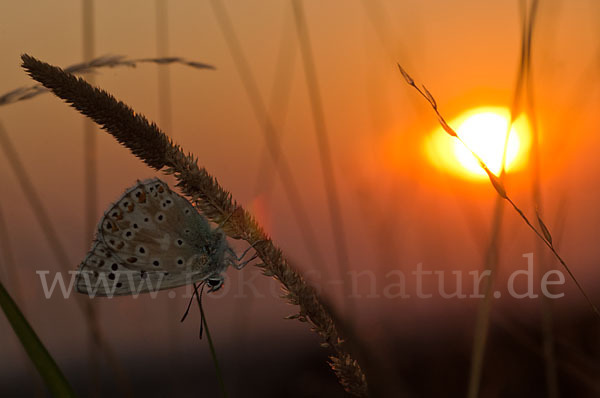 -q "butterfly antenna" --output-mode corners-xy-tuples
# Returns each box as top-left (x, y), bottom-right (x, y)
(180, 282), (203, 323)
(195, 283), (207, 339)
